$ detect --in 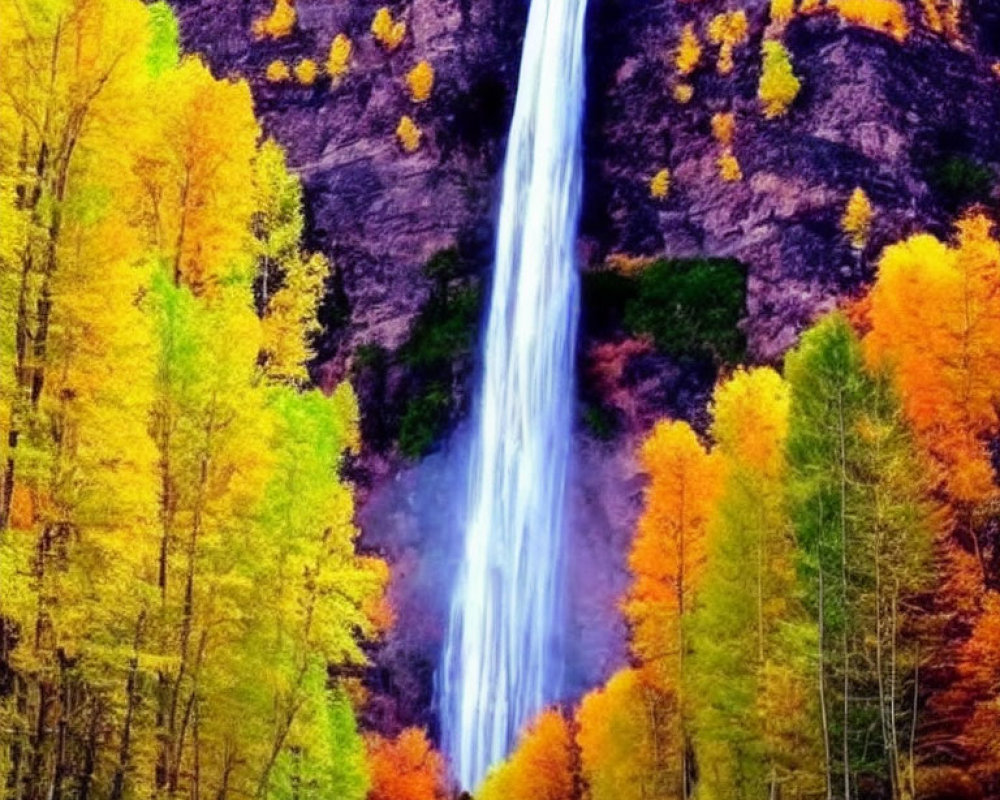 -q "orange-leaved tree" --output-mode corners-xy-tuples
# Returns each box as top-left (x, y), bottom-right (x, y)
(866, 214), (1000, 516)
(367, 728), (448, 800)
(625, 419), (723, 798)
(477, 710), (575, 800)
(867, 214), (1000, 787)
